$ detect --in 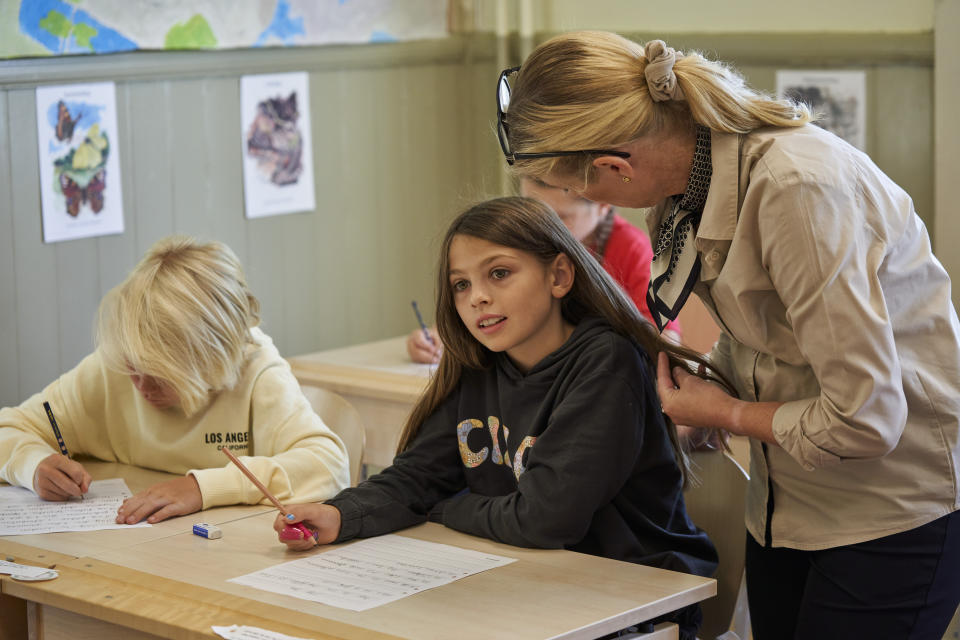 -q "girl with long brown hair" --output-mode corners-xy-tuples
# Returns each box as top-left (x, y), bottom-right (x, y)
(276, 197), (720, 639)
